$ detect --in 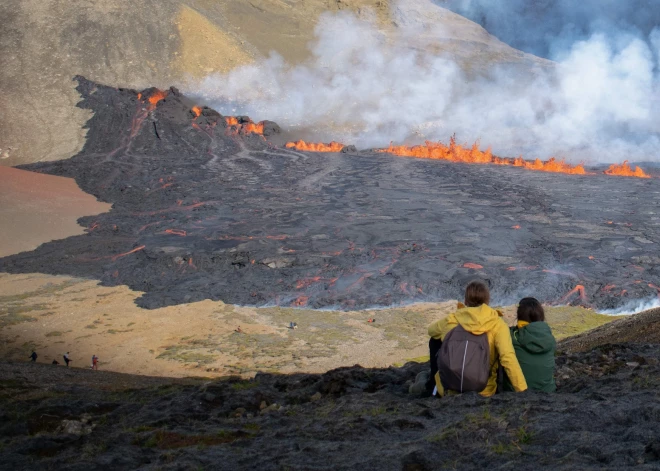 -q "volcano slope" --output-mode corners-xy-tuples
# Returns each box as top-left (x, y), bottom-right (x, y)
(1, 77), (659, 311)
(1, 341), (660, 470)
